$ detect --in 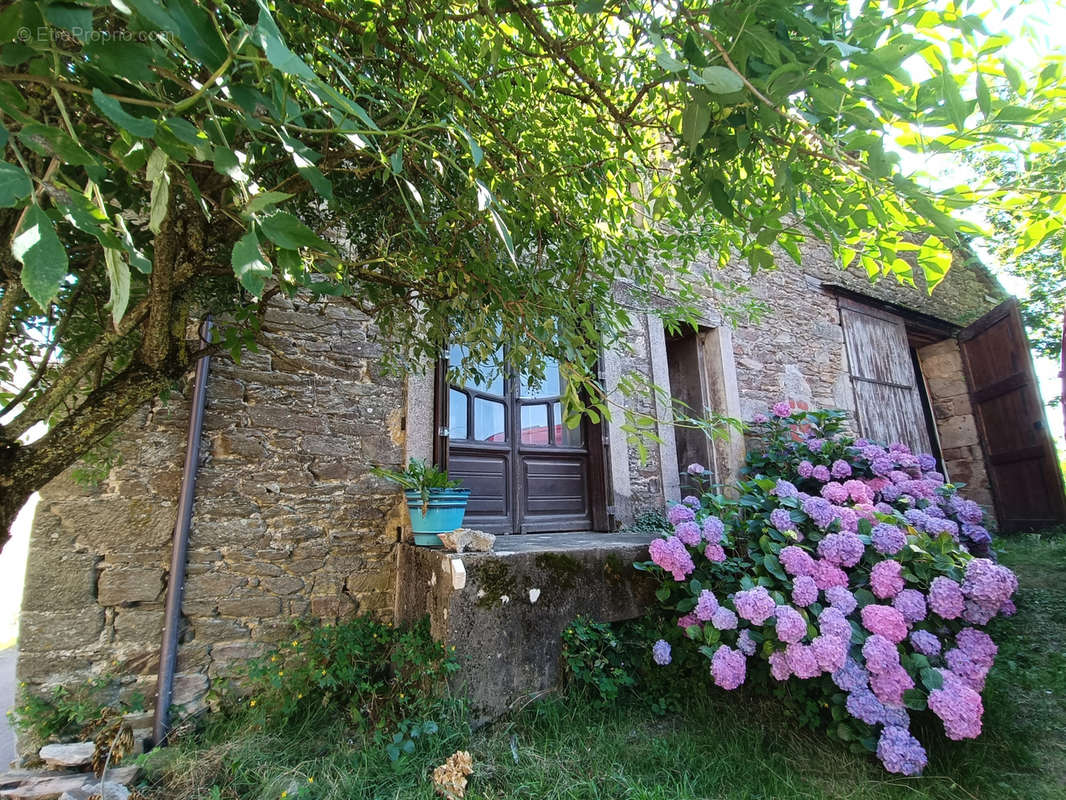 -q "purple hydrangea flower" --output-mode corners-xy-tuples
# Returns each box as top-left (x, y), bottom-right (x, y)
(772, 479), (799, 499)
(737, 629), (757, 657)
(818, 607), (852, 641)
(704, 543), (726, 562)
(928, 576), (965, 620)
(681, 495), (701, 509)
(734, 586), (776, 625)
(870, 560), (905, 600)
(893, 589), (927, 623)
(752, 412), (769, 424)
(813, 559), (849, 590)
(674, 520), (701, 546)
(791, 575), (818, 607)
(695, 589), (719, 622)
(775, 604), (808, 644)
(825, 585), (857, 615)
(821, 482), (849, 504)
(870, 664), (914, 705)
(877, 726), (928, 776)
(785, 643), (821, 679)
(711, 645), (747, 689)
(962, 559), (1018, 622)
(917, 453), (937, 472)
(872, 523), (906, 555)
(812, 634), (848, 672)
(666, 504), (695, 526)
(780, 545), (816, 577)
(770, 508), (794, 533)
(817, 532), (864, 567)
(928, 670), (984, 740)
(871, 455), (894, 476)
(832, 658), (869, 692)
(882, 704), (910, 729)
(649, 536), (695, 581)
(831, 459), (852, 479)
(711, 606), (738, 630)
(909, 630), (941, 658)
(811, 464), (831, 482)
(807, 438), (827, 454)
(771, 401), (792, 417)
(862, 634), (900, 674)
(798, 460), (815, 478)
(803, 497), (837, 529)
(686, 463), (706, 475)
(702, 516), (725, 543)
(846, 688), (885, 725)
(652, 639), (671, 666)
(769, 650), (791, 681)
